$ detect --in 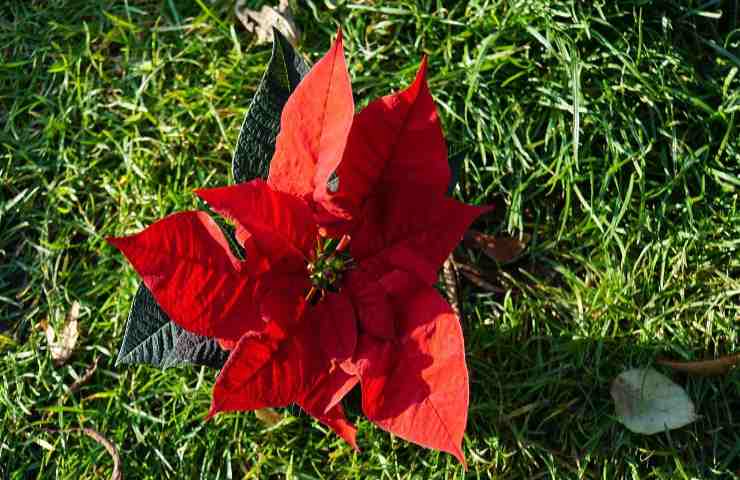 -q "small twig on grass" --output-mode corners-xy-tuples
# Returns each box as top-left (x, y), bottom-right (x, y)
(78, 428), (123, 480)
(455, 261), (506, 294)
(441, 254), (461, 318)
(68, 356), (100, 395)
(44, 427), (122, 480)
(657, 353), (740, 377)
